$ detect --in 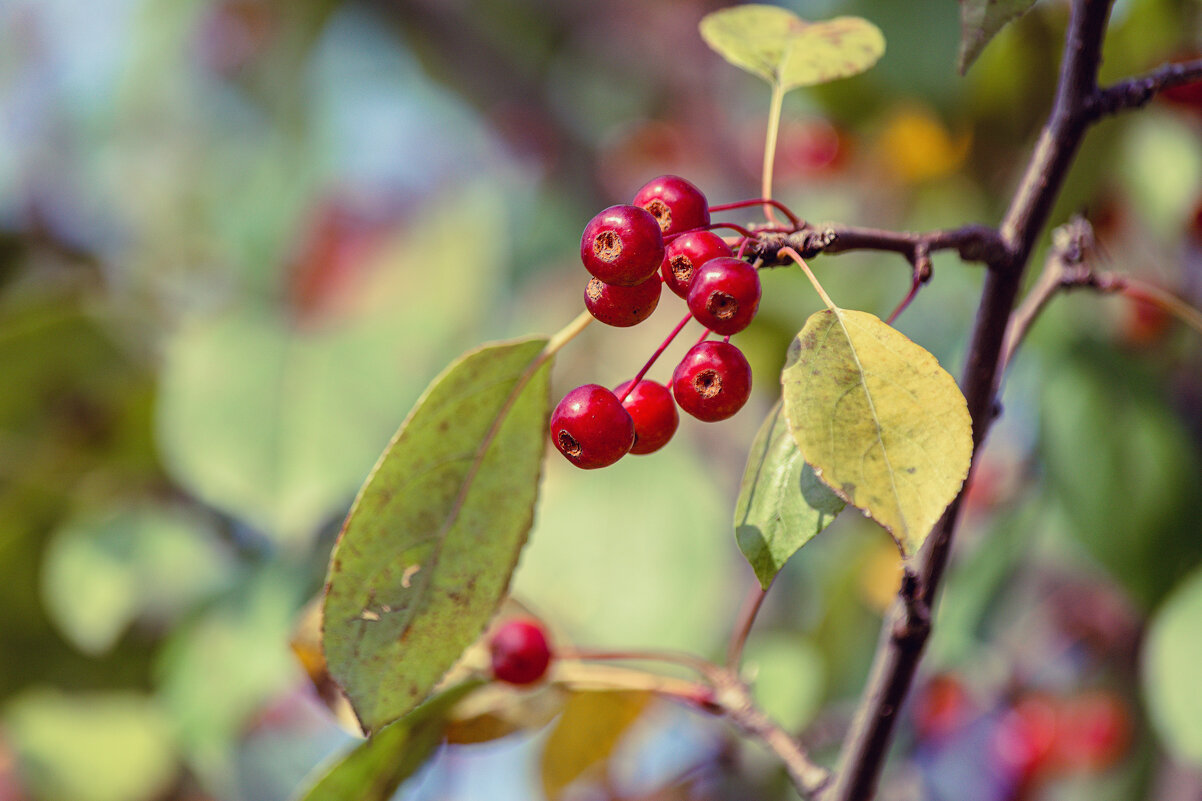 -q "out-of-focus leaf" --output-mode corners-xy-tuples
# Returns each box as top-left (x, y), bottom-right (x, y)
(294, 683), (478, 801)
(323, 338), (551, 734)
(781, 309), (972, 556)
(156, 562), (309, 797)
(4, 689), (175, 801)
(700, 6), (884, 91)
(874, 104), (972, 183)
(744, 634), (825, 732)
(445, 681), (567, 745)
(1143, 567), (1202, 765)
(156, 308), (412, 547)
(1040, 346), (1202, 608)
(735, 401), (845, 589)
(957, 0), (1038, 74)
(41, 504), (228, 655)
(541, 691), (651, 801)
